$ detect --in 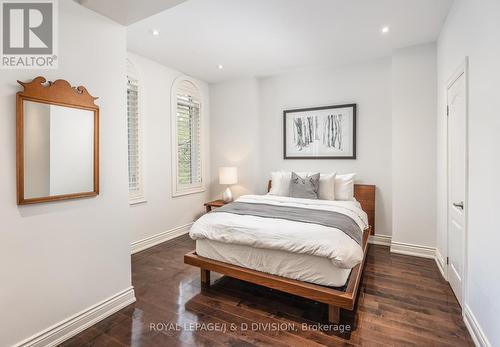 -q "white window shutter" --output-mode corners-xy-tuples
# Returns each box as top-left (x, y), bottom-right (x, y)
(172, 79), (204, 196)
(126, 66), (144, 202)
